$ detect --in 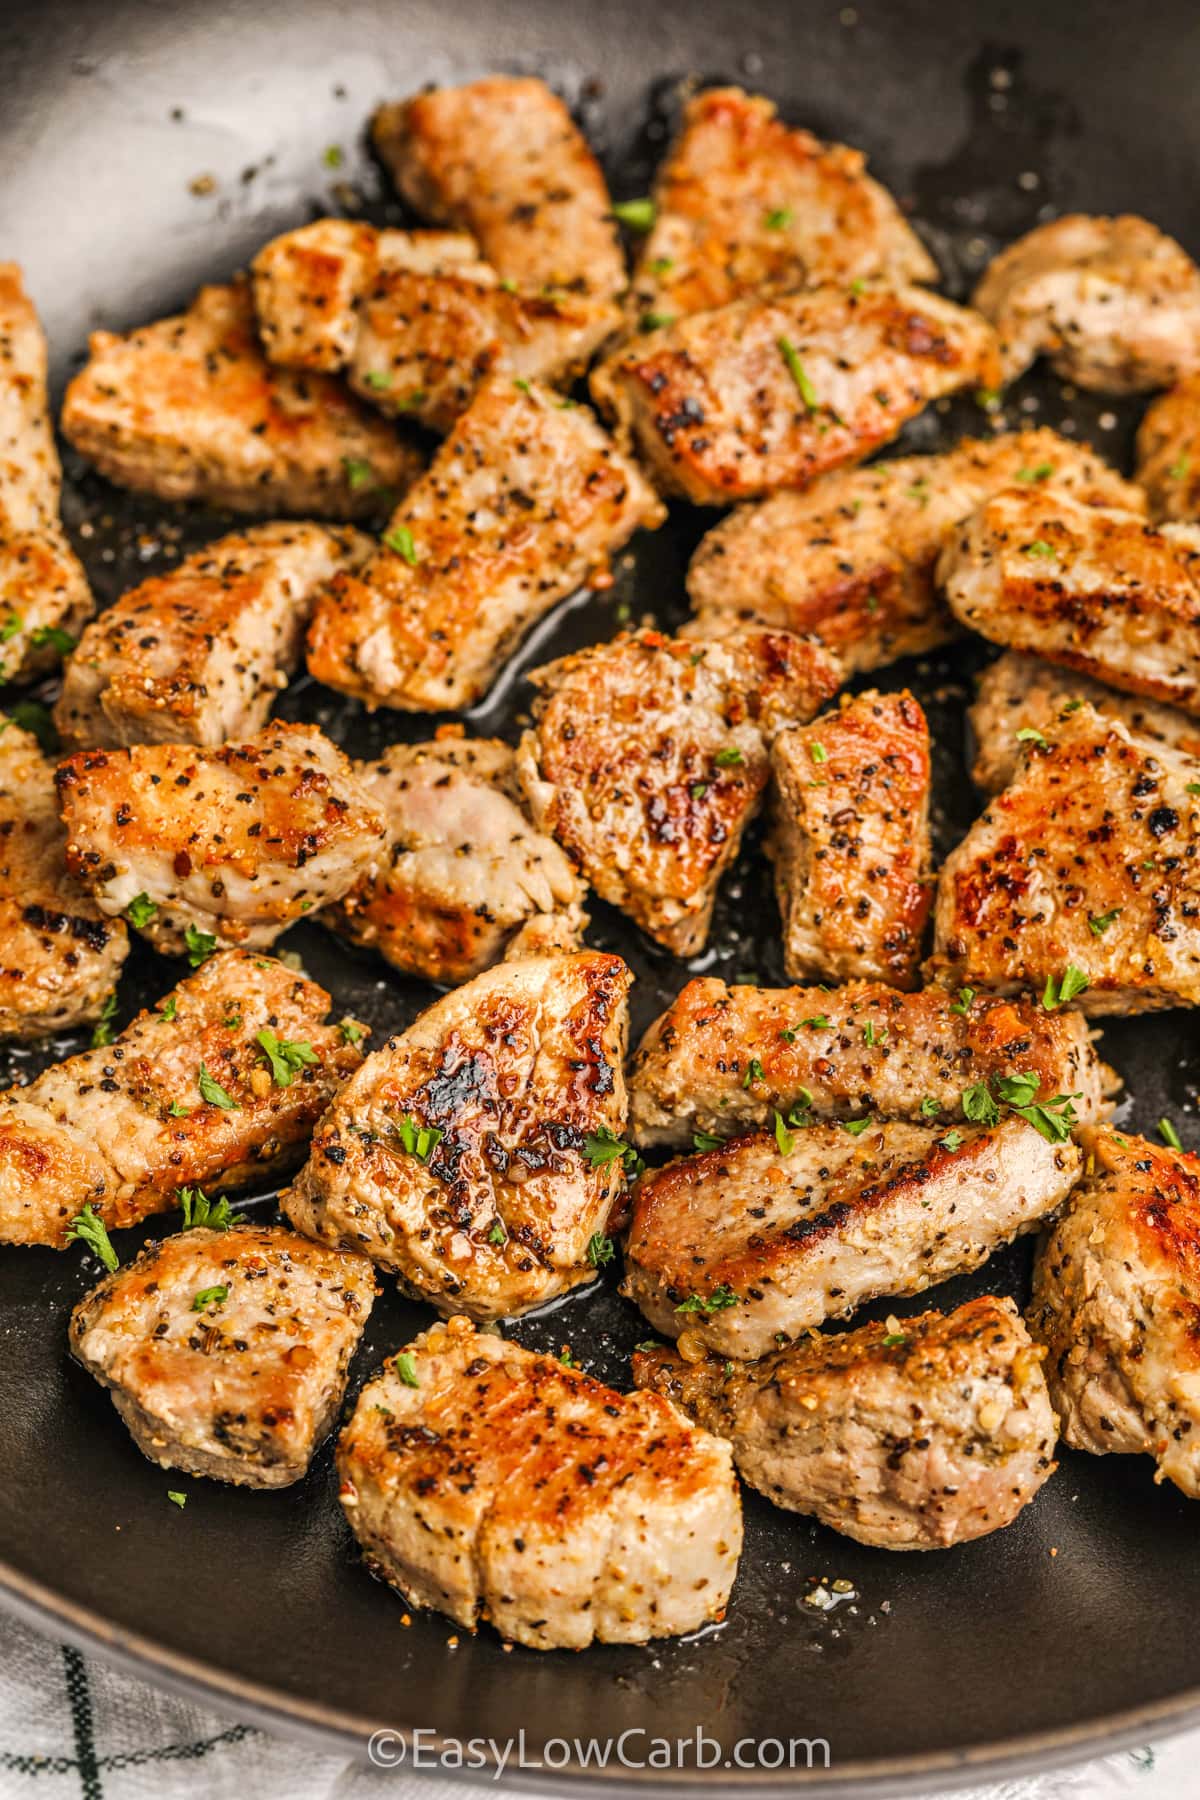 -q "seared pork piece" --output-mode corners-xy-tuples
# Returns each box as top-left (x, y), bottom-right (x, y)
(635, 1294), (1057, 1548)
(70, 1225), (375, 1487)
(54, 523), (371, 752)
(252, 218), (619, 434)
(628, 87), (935, 330)
(306, 376), (664, 712)
(517, 627), (842, 956)
(625, 1117), (1082, 1359)
(0, 715), (127, 1038)
(328, 736), (584, 986)
(337, 1314), (741, 1648)
(687, 430), (1143, 674)
(1030, 1124), (1200, 1497)
(1136, 376), (1200, 522)
(60, 282), (423, 519)
(768, 690), (932, 987)
(371, 76), (626, 301)
(941, 488), (1200, 715)
(628, 977), (1110, 1151)
(284, 952), (631, 1320)
(0, 264), (94, 682)
(969, 651), (1200, 794)
(590, 284), (1000, 505)
(0, 949), (364, 1247)
(57, 723), (388, 954)
(972, 214), (1200, 392)
(933, 704), (1200, 1013)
